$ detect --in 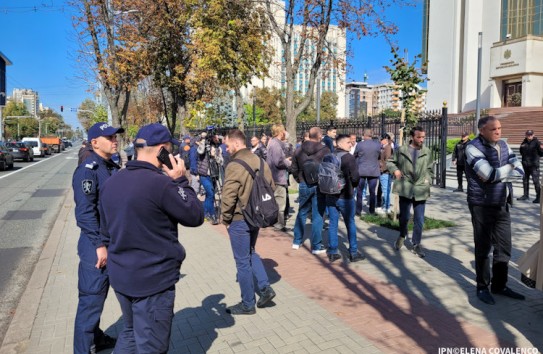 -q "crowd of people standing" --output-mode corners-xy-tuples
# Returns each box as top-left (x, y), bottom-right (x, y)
(72, 117), (531, 352)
